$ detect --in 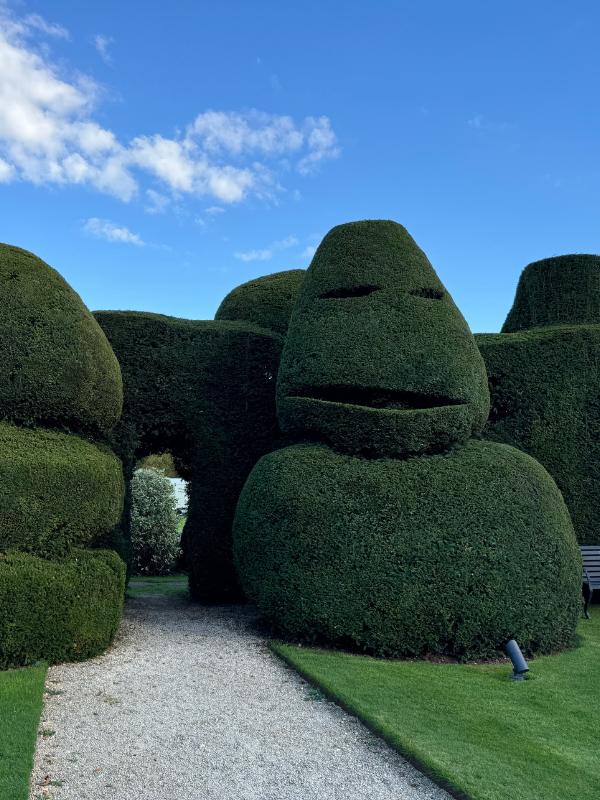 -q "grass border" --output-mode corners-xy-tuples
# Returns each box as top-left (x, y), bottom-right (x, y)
(271, 641), (469, 800)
